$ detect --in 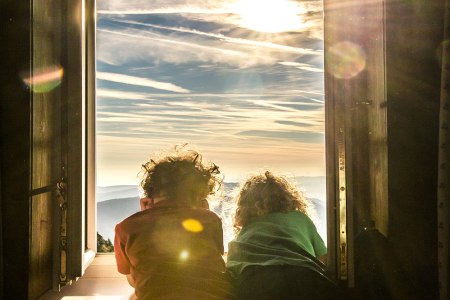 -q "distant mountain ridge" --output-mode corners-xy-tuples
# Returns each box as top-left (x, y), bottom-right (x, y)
(97, 196), (140, 244)
(96, 177), (325, 202)
(97, 179), (327, 250)
(97, 185), (139, 202)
